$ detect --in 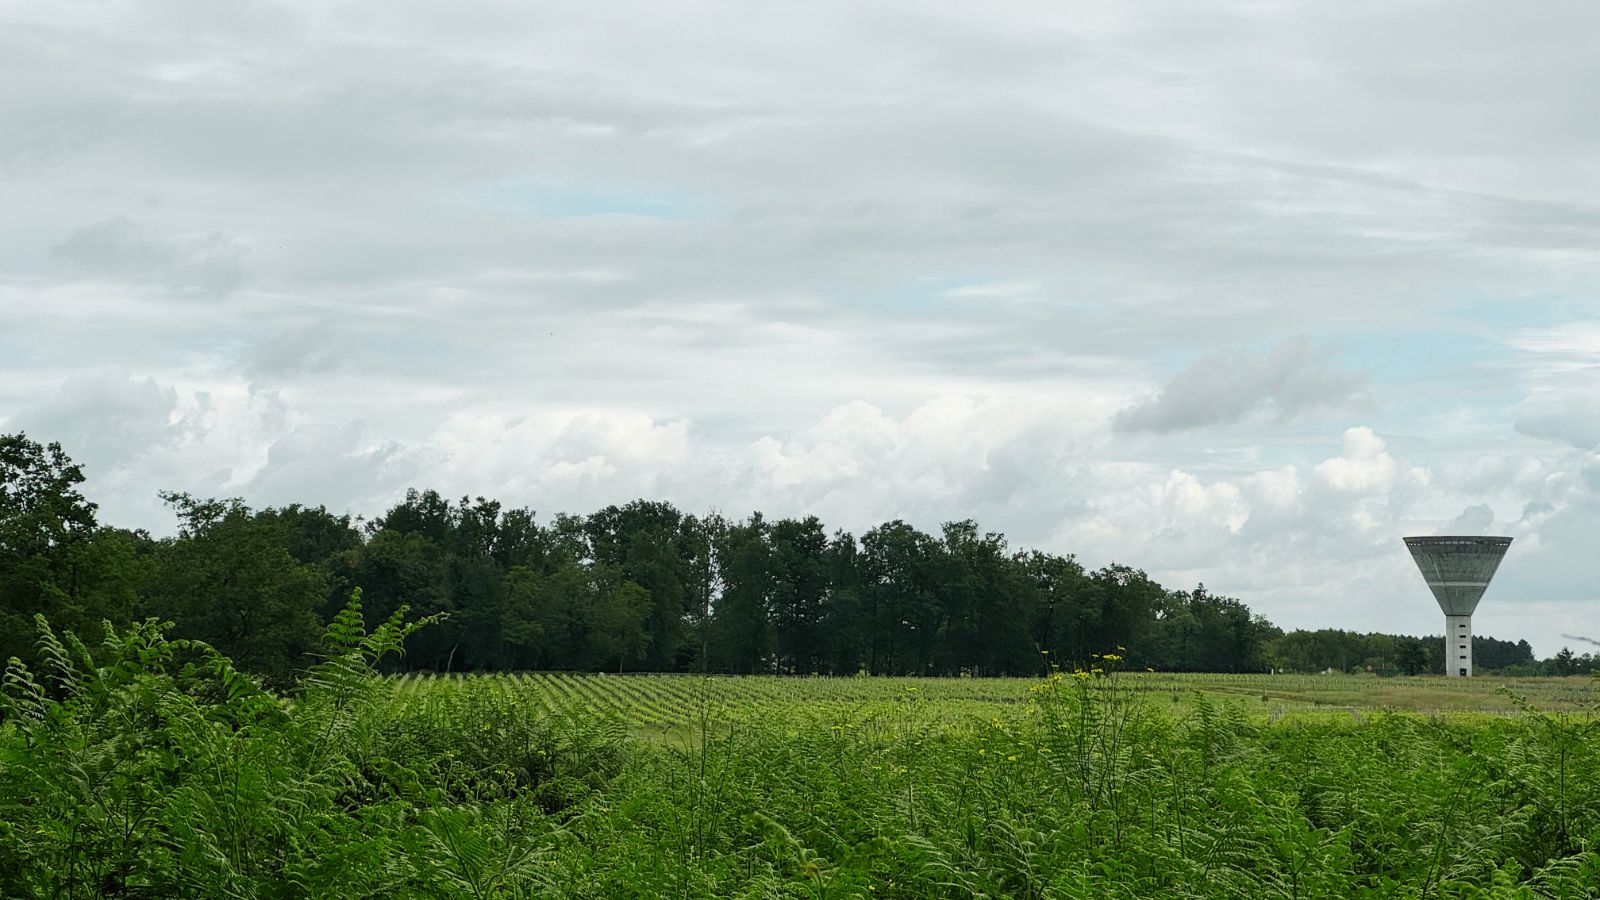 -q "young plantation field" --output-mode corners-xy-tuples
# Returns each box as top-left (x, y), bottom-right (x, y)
(390, 670), (1600, 739)
(4, 606), (1599, 898)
